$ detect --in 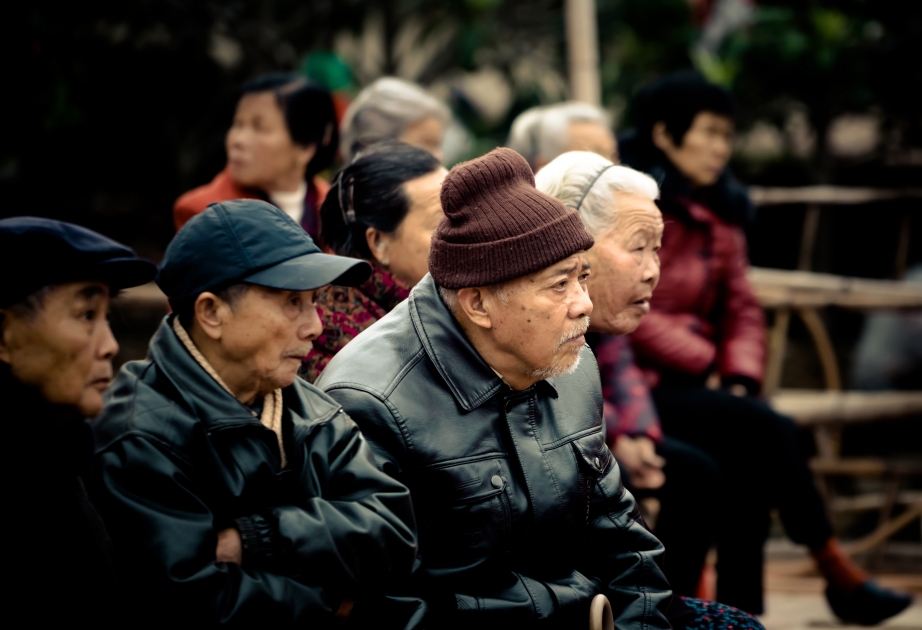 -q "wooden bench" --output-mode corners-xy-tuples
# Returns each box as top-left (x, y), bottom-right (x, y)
(749, 186), (922, 559)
